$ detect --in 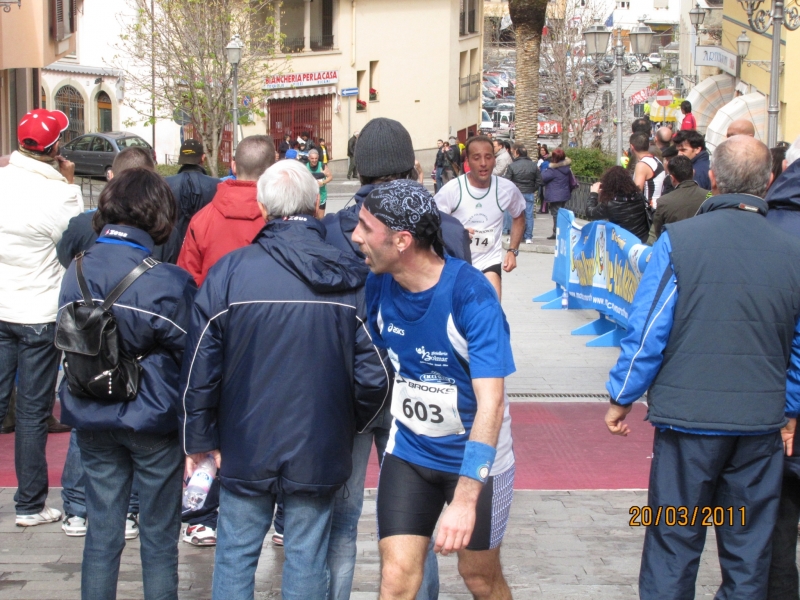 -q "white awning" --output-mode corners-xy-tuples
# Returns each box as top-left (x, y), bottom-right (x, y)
(705, 92), (767, 153)
(684, 74), (735, 134)
(264, 85), (336, 100)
